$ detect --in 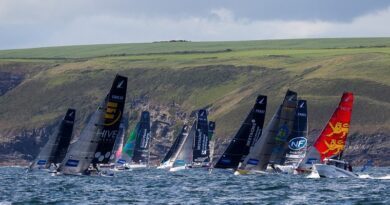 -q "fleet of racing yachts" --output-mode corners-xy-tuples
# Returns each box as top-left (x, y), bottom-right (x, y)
(28, 74), (359, 178)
